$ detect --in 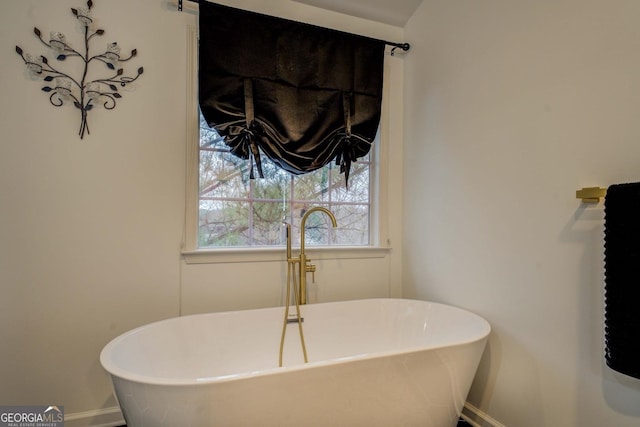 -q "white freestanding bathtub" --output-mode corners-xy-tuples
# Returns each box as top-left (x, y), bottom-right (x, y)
(100, 298), (490, 427)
